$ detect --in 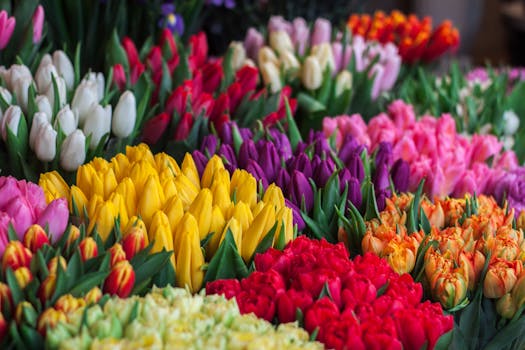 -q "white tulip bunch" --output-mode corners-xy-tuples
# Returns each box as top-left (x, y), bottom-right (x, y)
(0, 50), (137, 176)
